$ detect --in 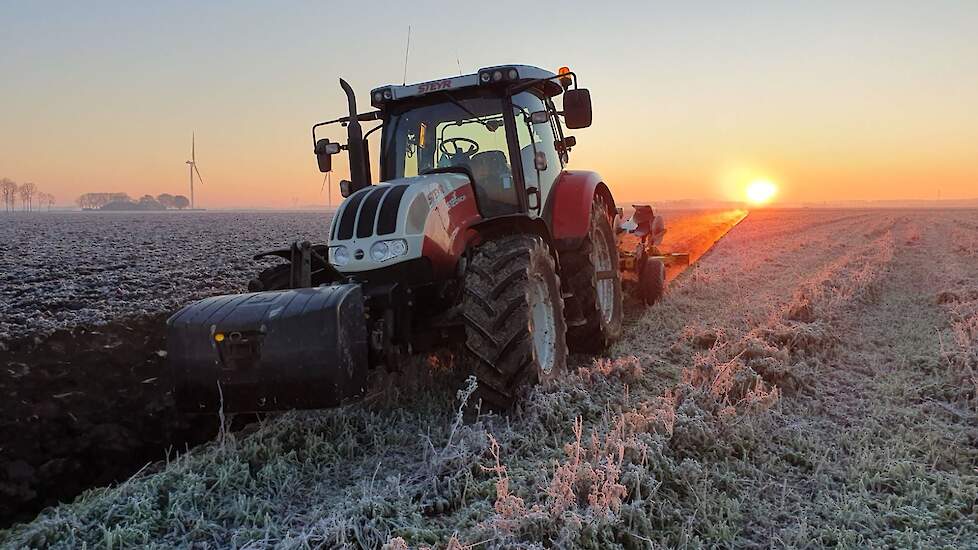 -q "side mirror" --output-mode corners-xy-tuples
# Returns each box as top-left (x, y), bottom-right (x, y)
(563, 88), (592, 129)
(315, 139), (341, 173)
